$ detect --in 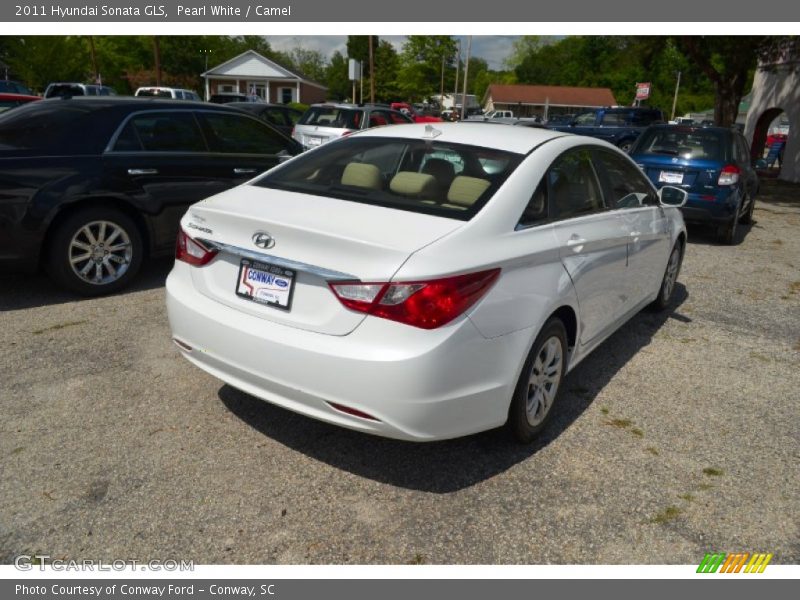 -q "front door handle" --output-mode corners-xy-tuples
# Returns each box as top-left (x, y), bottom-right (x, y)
(566, 235), (586, 252)
(234, 168), (258, 174)
(128, 168), (158, 175)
